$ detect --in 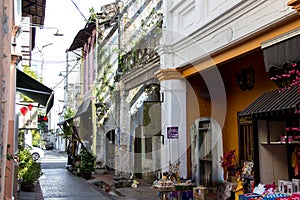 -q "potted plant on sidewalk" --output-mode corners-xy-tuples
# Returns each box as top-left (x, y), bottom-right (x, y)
(80, 148), (96, 180)
(18, 147), (42, 191)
